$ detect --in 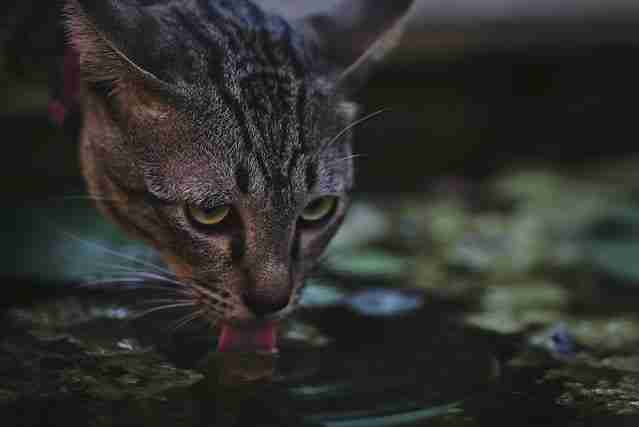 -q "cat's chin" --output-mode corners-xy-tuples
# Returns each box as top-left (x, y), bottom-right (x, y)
(217, 322), (278, 353)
